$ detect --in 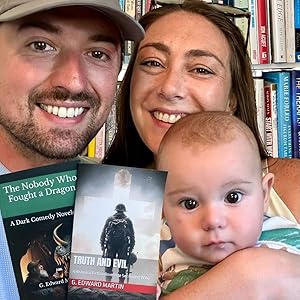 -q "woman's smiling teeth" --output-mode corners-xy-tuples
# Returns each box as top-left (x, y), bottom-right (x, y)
(40, 104), (85, 118)
(153, 111), (183, 124)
